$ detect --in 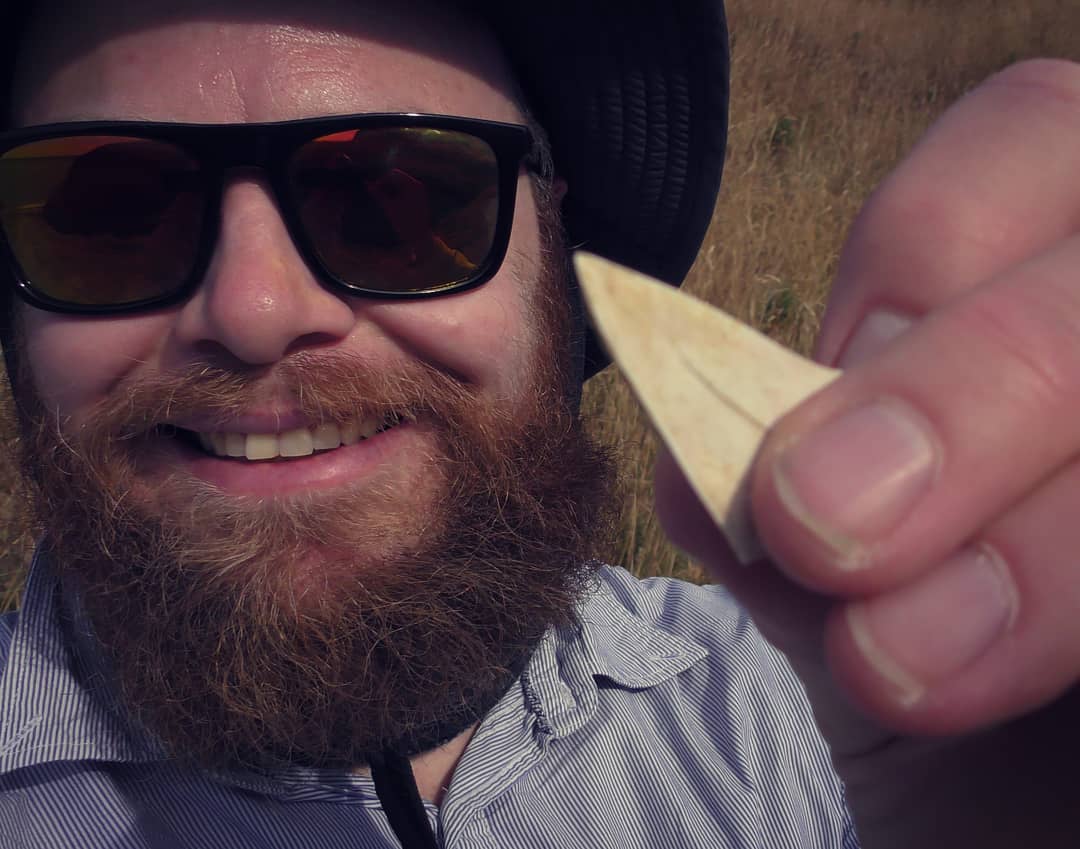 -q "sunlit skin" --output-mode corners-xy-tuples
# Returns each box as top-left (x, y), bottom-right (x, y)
(12, 0), (555, 802)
